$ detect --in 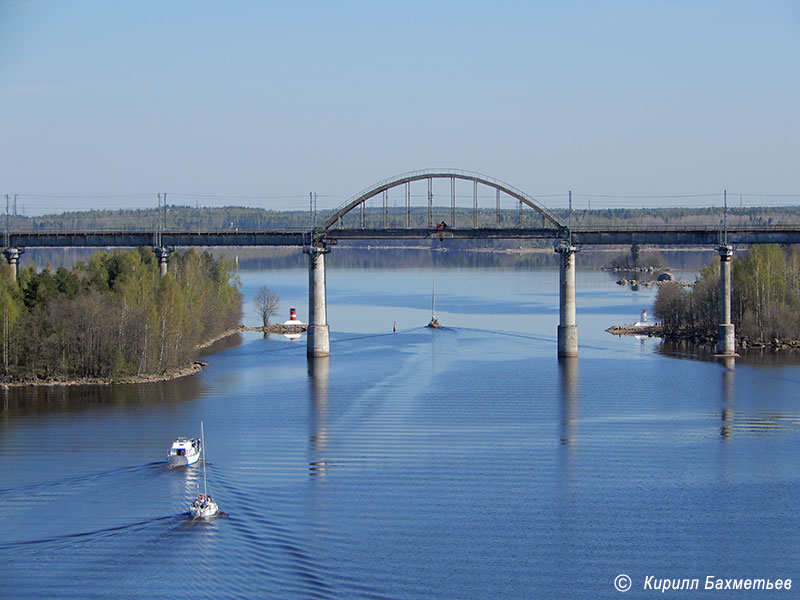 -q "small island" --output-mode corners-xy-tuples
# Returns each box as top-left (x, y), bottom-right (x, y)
(609, 243), (800, 351)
